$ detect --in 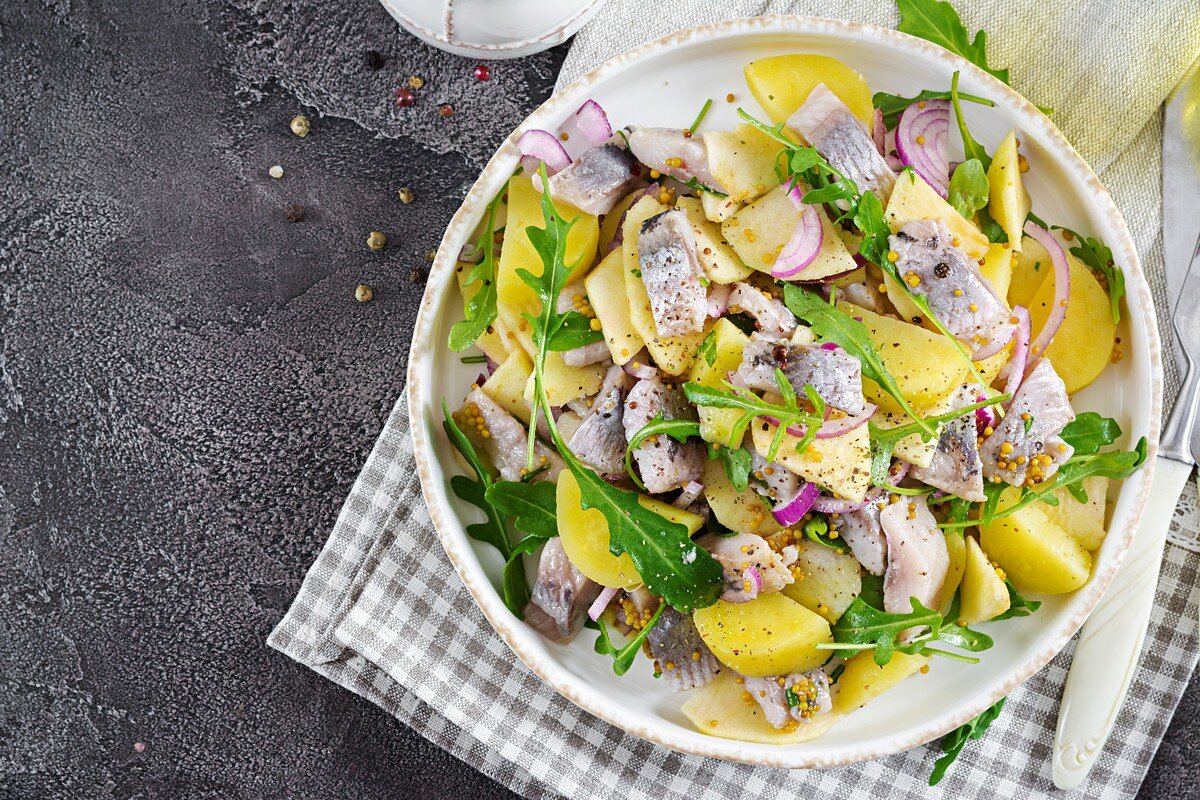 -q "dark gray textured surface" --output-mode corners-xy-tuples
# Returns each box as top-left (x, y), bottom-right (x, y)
(0, 1), (1193, 798)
